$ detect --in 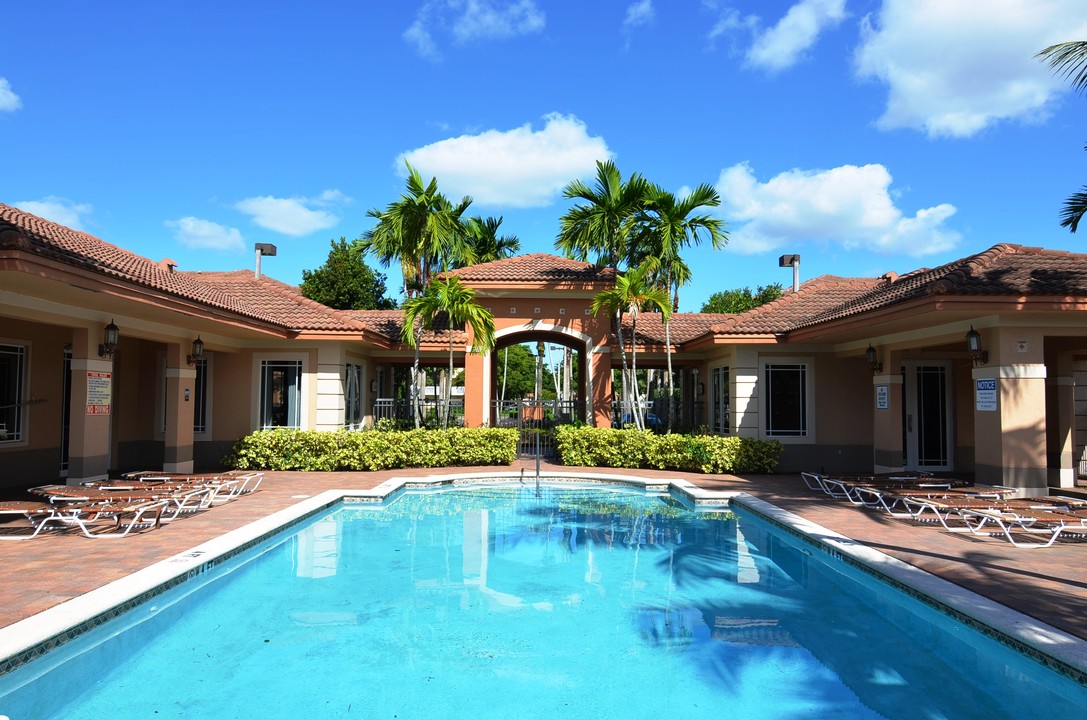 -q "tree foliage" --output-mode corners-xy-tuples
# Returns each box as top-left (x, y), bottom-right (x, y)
(556, 160), (648, 268)
(496, 343), (555, 400)
(401, 276), (496, 428)
(299, 238), (397, 310)
(700, 283), (784, 314)
(359, 162), (473, 296)
(1037, 41), (1087, 233)
(464, 215), (521, 265)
